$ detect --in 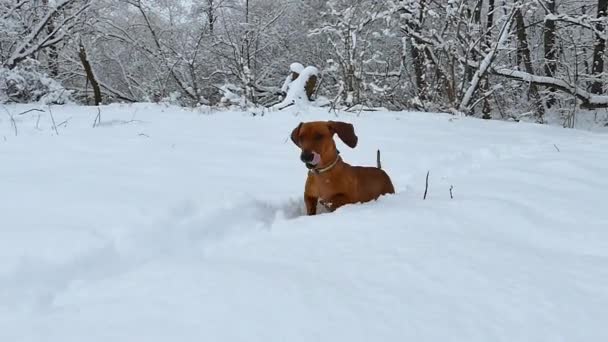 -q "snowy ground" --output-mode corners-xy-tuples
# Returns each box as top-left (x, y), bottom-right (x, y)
(1, 103), (607, 342)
